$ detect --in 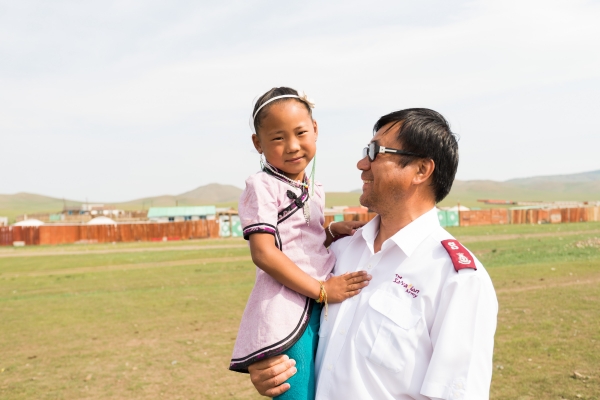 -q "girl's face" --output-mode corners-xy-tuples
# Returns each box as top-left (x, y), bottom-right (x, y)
(252, 100), (318, 181)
